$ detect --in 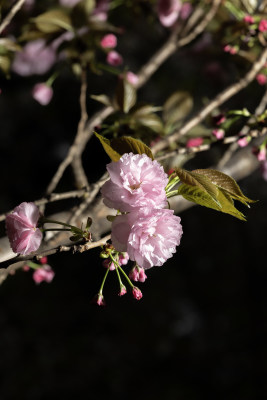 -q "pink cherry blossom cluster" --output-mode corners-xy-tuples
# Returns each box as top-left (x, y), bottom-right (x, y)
(101, 153), (183, 270)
